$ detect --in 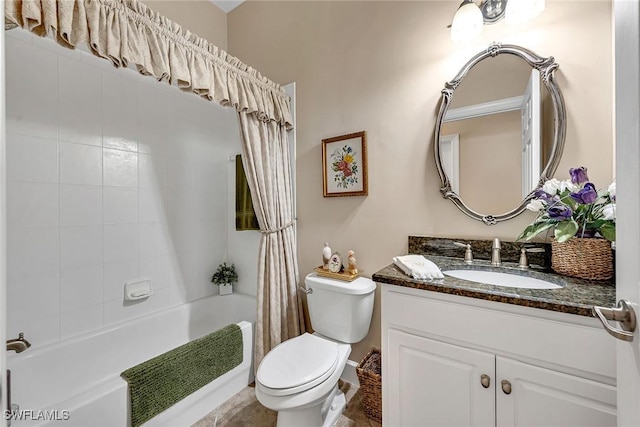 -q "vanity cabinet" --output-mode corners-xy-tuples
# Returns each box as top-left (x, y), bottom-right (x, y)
(387, 328), (495, 426)
(496, 356), (615, 427)
(382, 284), (617, 427)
